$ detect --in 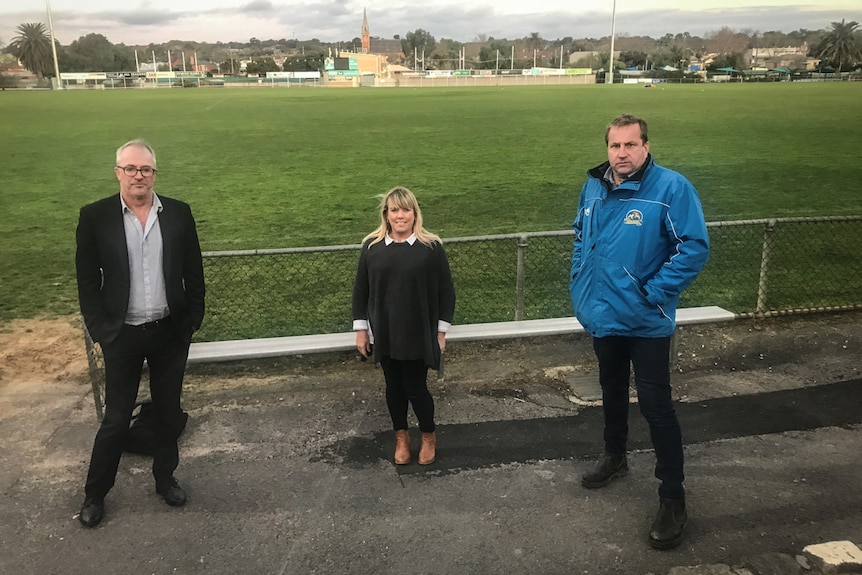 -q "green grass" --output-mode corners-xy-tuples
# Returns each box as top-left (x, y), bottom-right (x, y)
(1, 83), (861, 328)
